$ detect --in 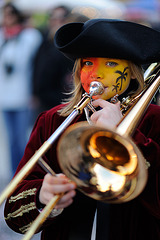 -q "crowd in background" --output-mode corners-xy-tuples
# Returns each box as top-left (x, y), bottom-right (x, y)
(0, 1), (160, 239)
(0, 2), (42, 177)
(0, 3), (88, 239)
(0, 3), (89, 179)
